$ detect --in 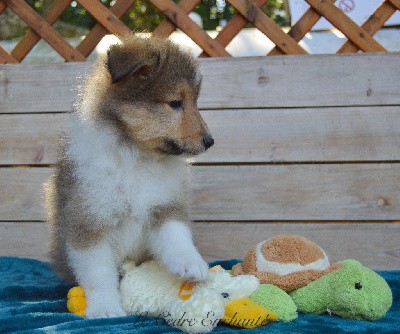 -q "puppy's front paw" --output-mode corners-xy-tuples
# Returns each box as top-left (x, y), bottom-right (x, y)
(163, 254), (209, 281)
(85, 294), (127, 319)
